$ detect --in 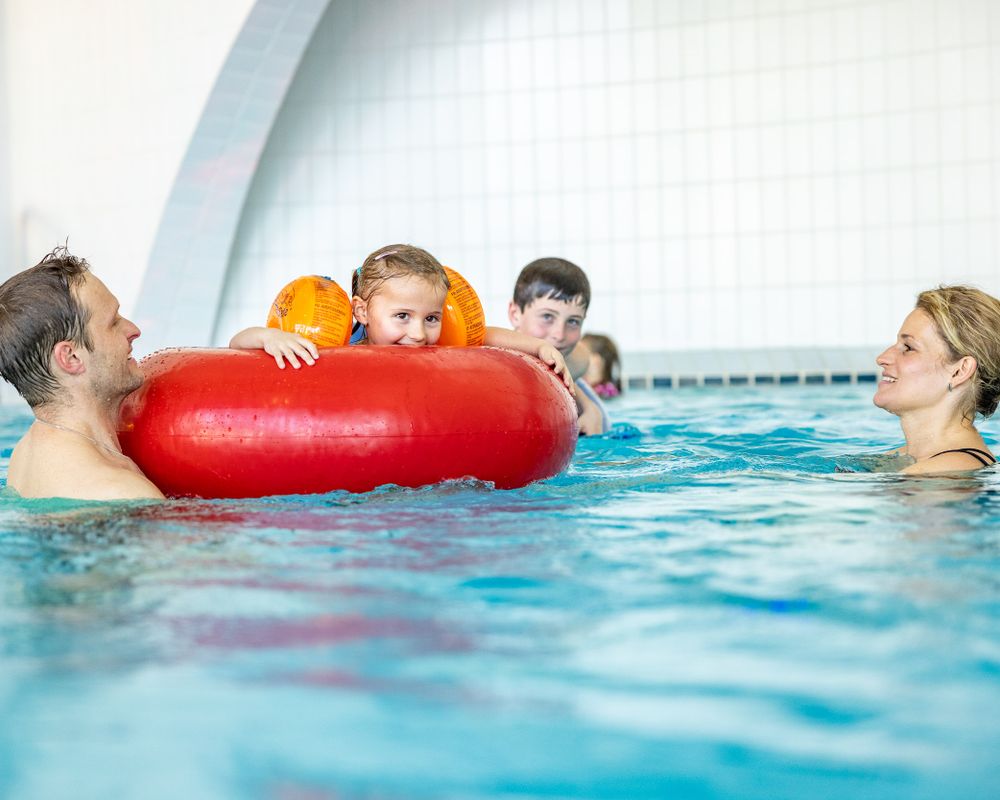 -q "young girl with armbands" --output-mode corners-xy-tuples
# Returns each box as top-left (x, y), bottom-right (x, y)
(229, 244), (575, 392)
